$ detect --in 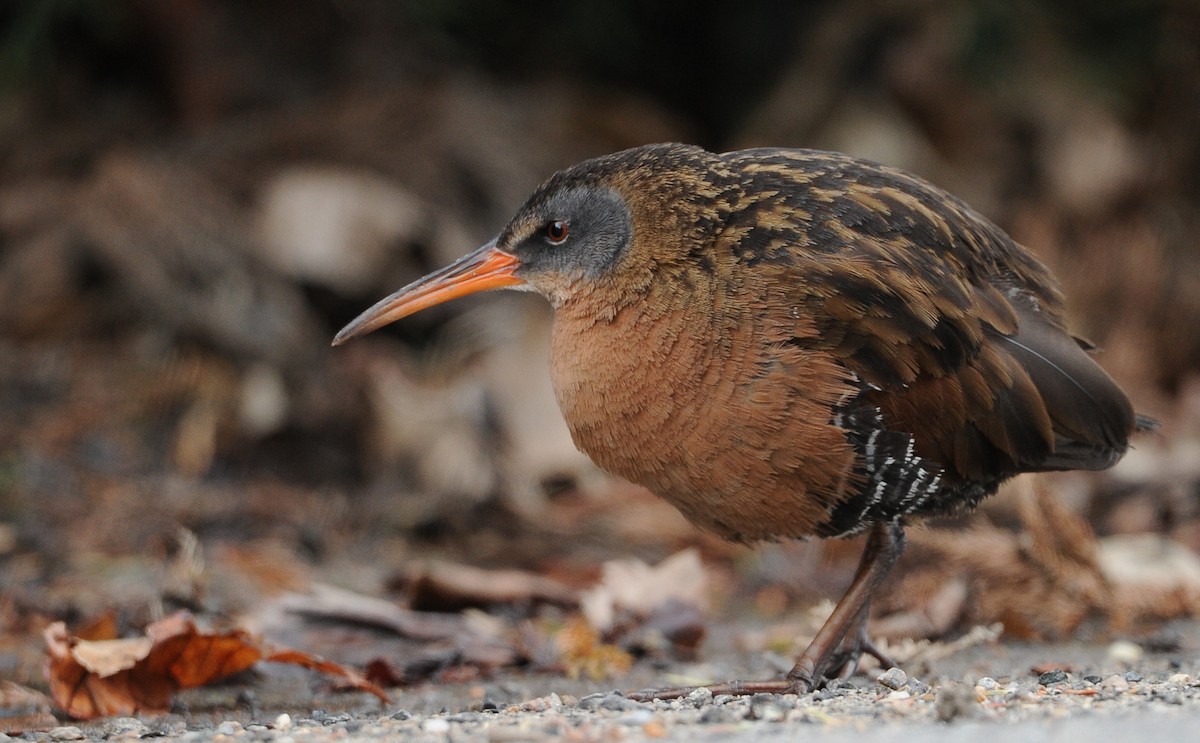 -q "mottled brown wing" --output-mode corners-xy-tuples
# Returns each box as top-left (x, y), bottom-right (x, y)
(858, 291), (1134, 481)
(789, 246), (1059, 481)
(722, 148), (1136, 481)
(803, 237), (1134, 482)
